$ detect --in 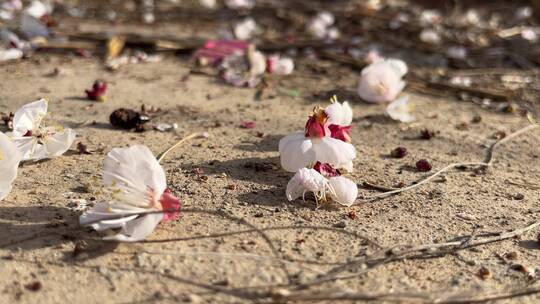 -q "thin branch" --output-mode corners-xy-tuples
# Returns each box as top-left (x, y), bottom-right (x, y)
(157, 132), (206, 163)
(355, 124), (539, 203)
